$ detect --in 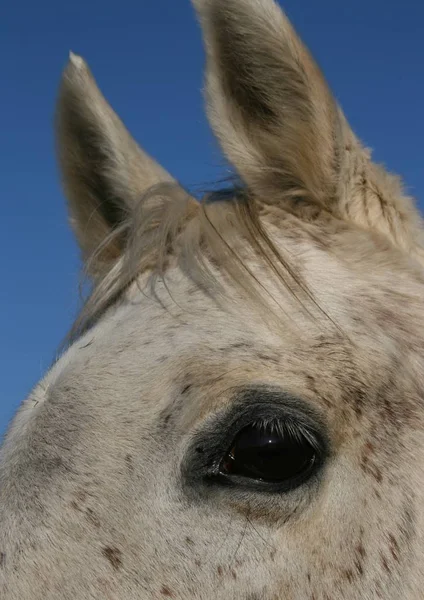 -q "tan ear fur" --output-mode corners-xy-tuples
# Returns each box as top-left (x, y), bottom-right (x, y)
(193, 0), (424, 265)
(56, 53), (177, 274)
